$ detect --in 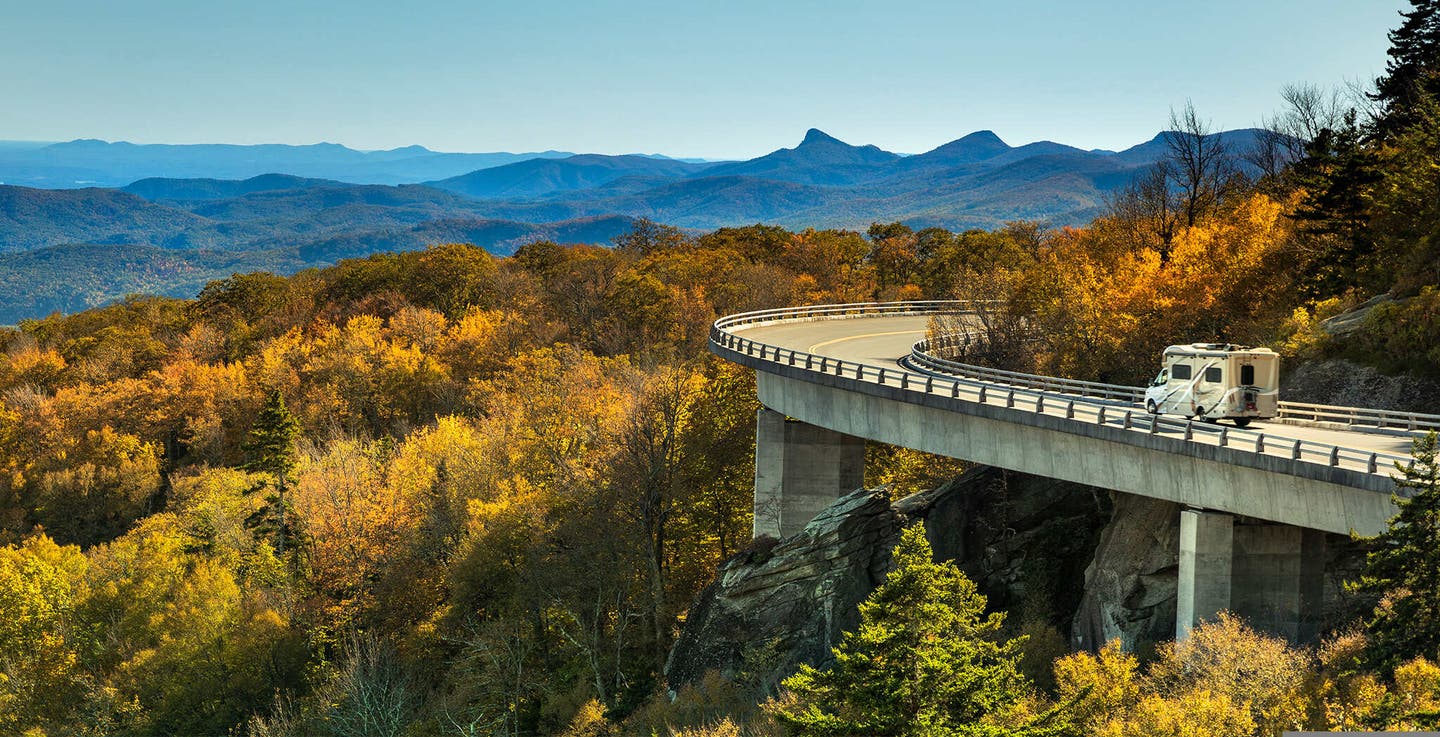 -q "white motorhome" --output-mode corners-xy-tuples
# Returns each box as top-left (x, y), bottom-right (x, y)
(1143, 343), (1279, 426)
